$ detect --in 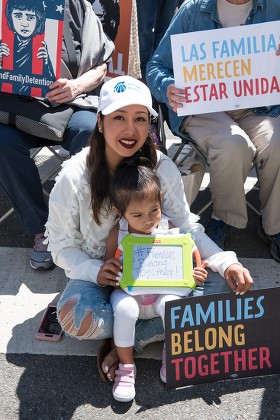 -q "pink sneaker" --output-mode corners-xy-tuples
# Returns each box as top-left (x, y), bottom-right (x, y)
(113, 363), (136, 402)
(160, 344), (166, 383)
